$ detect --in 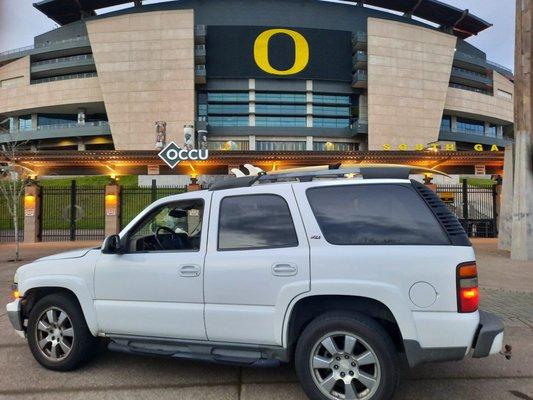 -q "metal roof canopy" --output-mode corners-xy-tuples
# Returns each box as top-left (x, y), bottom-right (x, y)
(33, 0), (491, 38)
